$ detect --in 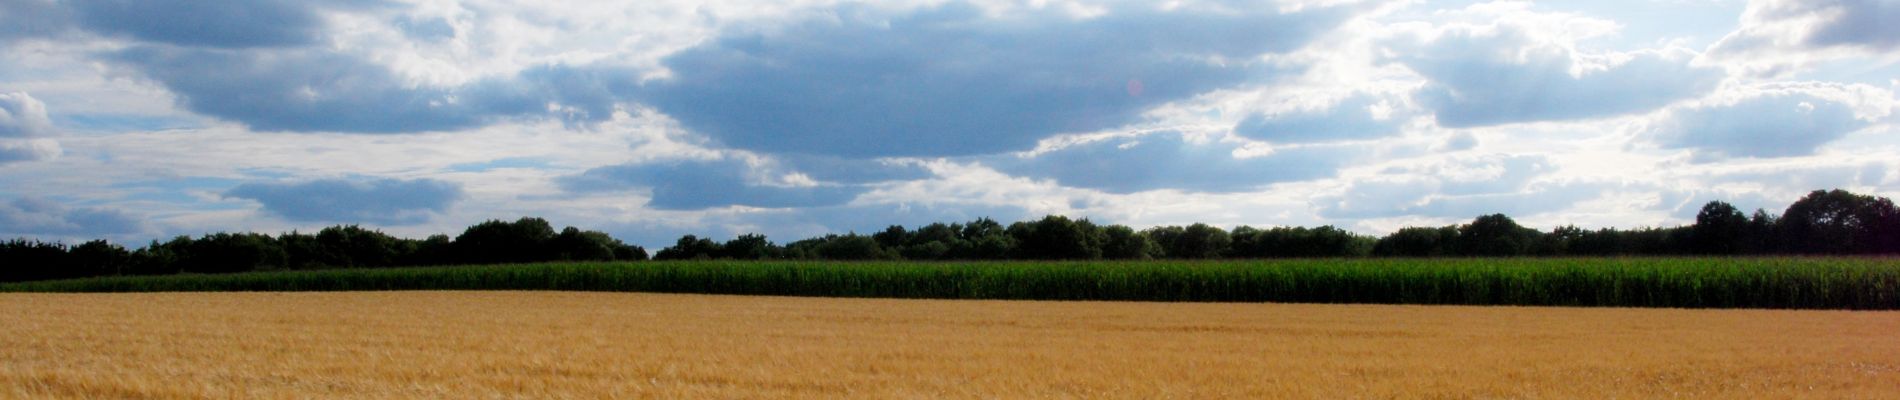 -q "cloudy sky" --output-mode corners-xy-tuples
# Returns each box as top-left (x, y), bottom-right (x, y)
(1, 0), (1896, 247)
